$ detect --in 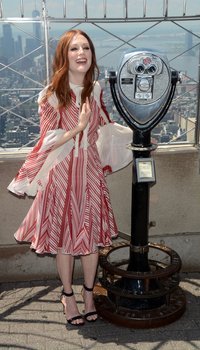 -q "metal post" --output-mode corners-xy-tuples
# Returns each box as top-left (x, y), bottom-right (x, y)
(163, 0), (168, 17)
(195, 46), (200, 145)
(63, 0), (67, 18)
(143, 0), (147, 18)
(83, 0), (88, 19)
(124, 0), (128, 19)
(42, 0), (50, 84)
(127, 131), (151, 274)
(0, 0), (3, 18)
(183, 0), (187, 16)
(103, 0), (107, 18)
(20, 0), (24, 18)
